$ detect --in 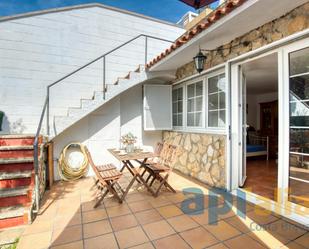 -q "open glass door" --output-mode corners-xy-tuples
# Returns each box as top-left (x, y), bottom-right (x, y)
(287, 46), (309, 208)
(239, 67), (247, 187)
